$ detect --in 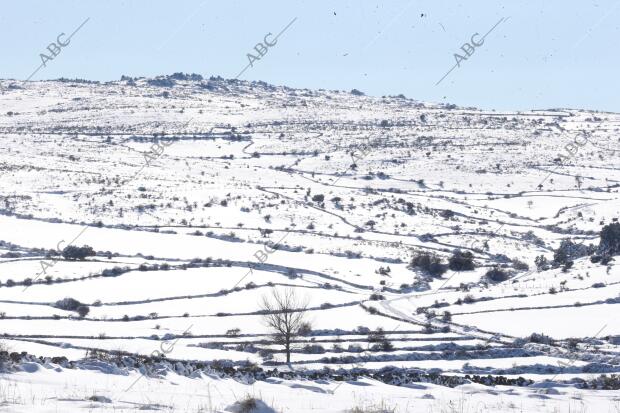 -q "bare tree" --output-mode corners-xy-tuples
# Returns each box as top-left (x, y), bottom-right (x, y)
(260, 288), (309, 364)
